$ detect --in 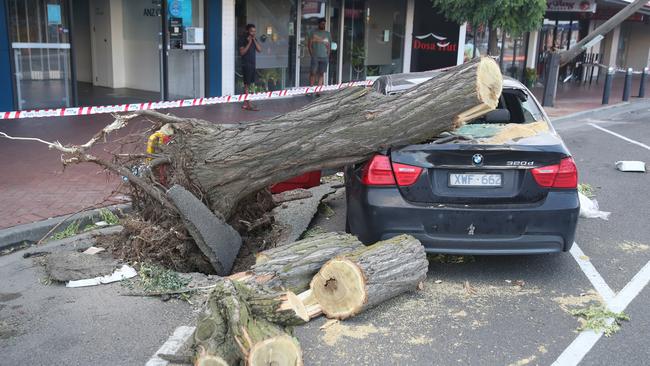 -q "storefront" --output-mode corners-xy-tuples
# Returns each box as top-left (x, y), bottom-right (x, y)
(4, 0), (207, 110)
(230, 0), (412, 94)
(0, 0), (467, 110)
